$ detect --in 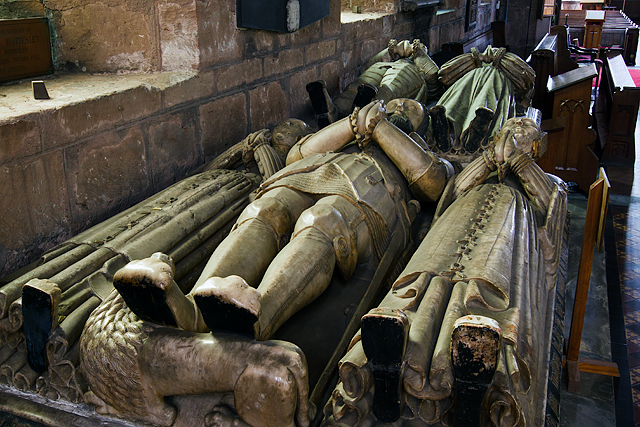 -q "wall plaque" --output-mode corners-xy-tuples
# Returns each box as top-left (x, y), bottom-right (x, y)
(0, 18), (53, 83)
